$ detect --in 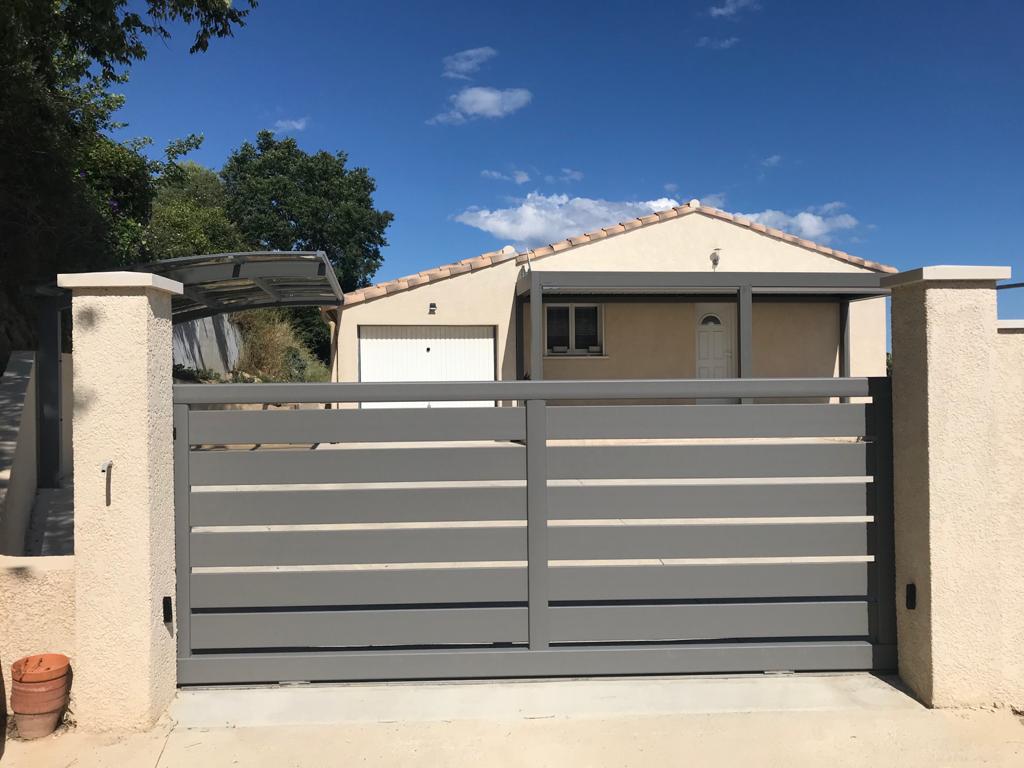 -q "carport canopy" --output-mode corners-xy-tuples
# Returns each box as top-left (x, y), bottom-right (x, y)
(33, 251), (344, 487)
(131, 251), (345, 324)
